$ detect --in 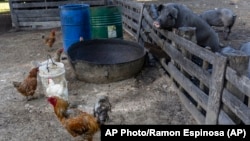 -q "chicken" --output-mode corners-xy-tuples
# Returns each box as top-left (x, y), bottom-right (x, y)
(46, 78), (68, 101)
(53, 48), (64, 62)
(42, 29), (56, 51)
(31, 48), (64, 67)
(12, 67), (39, 101)
(47, 96), (100, 141)
(93, 95), (112, 125)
